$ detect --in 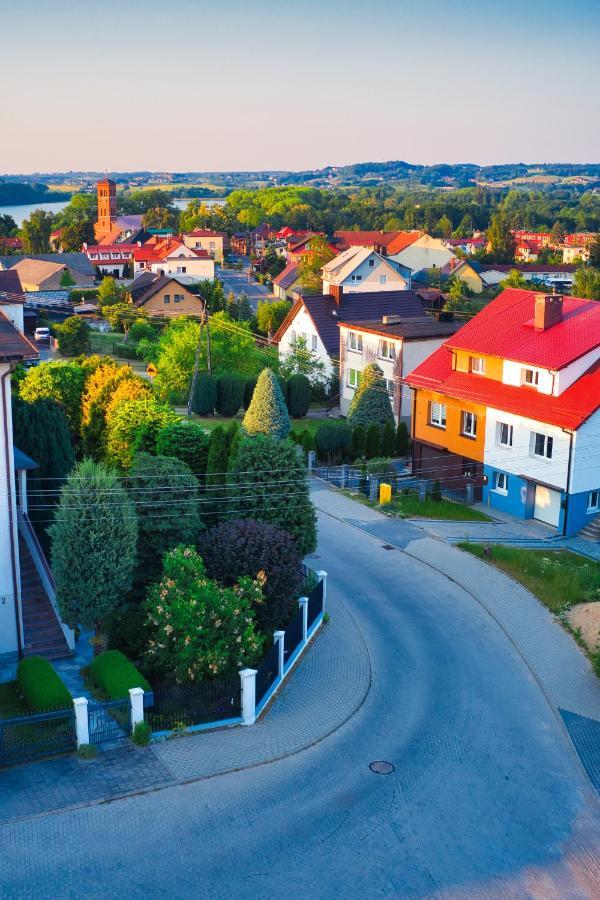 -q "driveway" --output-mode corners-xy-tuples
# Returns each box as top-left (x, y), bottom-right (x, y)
(2, 484), (600, 897)
(217, 260), (274, 311)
